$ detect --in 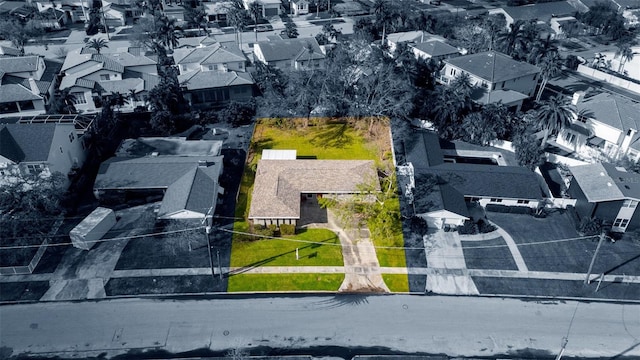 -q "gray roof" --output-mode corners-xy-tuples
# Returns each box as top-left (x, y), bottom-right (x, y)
(570, 162), (640, 202)
(0, 56), (40, 74)
(158, 165), (222, 218)
(502, 1), (577, 21)
(248, 159), (378, 219)
(0, 123), (57, 163)
(404, 131), (444, 168)
(445, 51), (540, 83)
(411, 41), (459, 57)
(179, 70), (254, 90)
(0, 83), (42, 103)
(116, 137), (223, 157)
(426, 163), (545, 200)
(256, 37), (325, 63)
(173, 42), (245, 65)
(413, 173), (470, 218)
(577, 92), (639, 133)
